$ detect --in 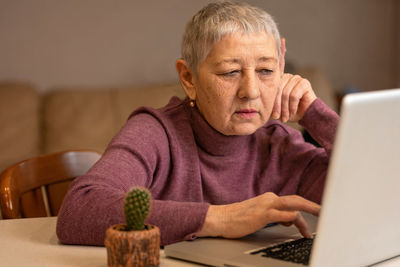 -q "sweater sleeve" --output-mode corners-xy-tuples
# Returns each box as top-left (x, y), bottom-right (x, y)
(56, 113), (209, 246)
(295, 98), (339, 202)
